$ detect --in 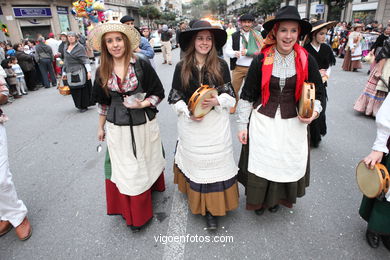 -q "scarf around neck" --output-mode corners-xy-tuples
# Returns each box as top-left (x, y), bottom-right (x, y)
(241, 29), (262, 56)
(260, 43), (309, 106)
